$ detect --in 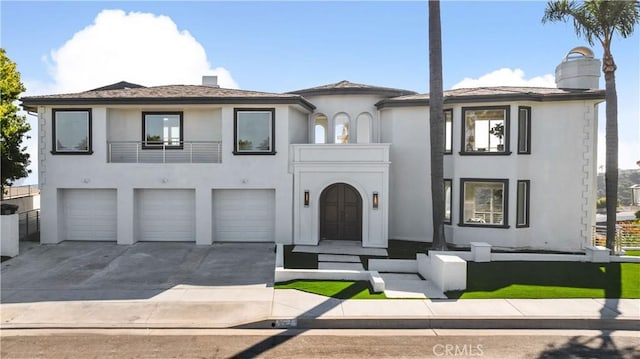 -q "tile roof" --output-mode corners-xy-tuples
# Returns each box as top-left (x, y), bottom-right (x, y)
(376, 86), (606, 108)
(21, 84), (316, 111)
(288, 80), (417, 97)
